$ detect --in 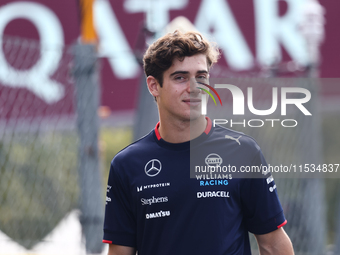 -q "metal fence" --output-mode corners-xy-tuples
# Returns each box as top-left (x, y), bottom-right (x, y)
(0, 35), (340, 255)
(0, 36), (104, 254)
(204, 69), (340, 254)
